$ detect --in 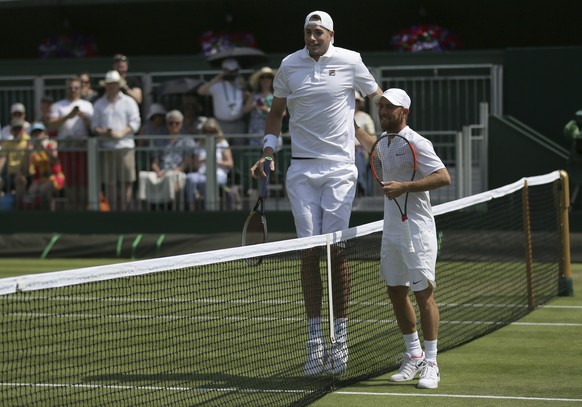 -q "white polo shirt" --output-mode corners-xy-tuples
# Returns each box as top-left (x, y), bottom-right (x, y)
(274, 45), (378, 163)
(381, 126), (445, 236)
